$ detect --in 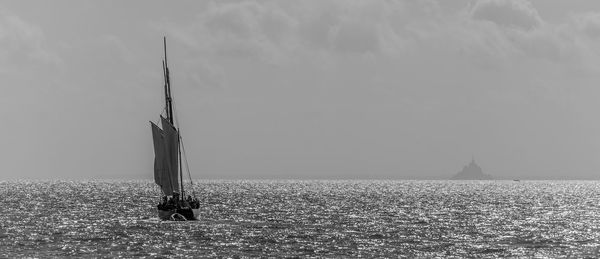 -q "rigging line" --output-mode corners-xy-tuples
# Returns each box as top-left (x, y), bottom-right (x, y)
(164, 68), (183, 196)
(165, 63), (190, 196)
(160, 54), (196, 198)
(170, 82), (180, 129)
(169, 86), (195, 197)
(173, 109), (197, 199)
(180, 136), (197, 198)
(175, 129), (194, 196)
(178, 132), (184, 199)
(170, 92), (187, 197)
